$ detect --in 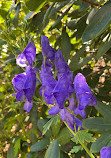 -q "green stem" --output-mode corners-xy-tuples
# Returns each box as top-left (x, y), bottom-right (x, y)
(64, 121), (95, 158)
